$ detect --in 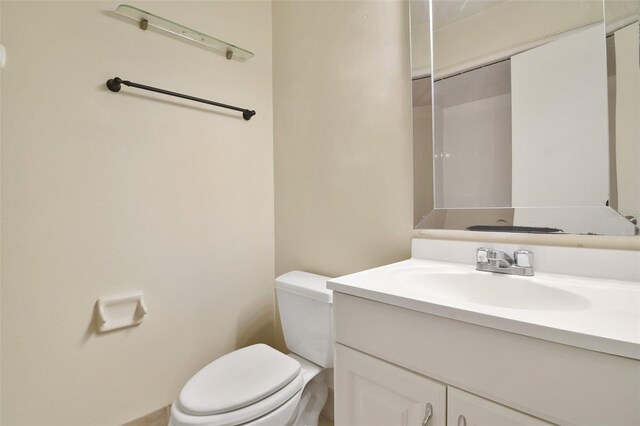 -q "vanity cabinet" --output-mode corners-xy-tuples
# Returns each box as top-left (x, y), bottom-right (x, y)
(447, 387), (551, 426)
(333, 292), (640, 425)
(335, 344), (446, 426)
(335, 343), (550, 426)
